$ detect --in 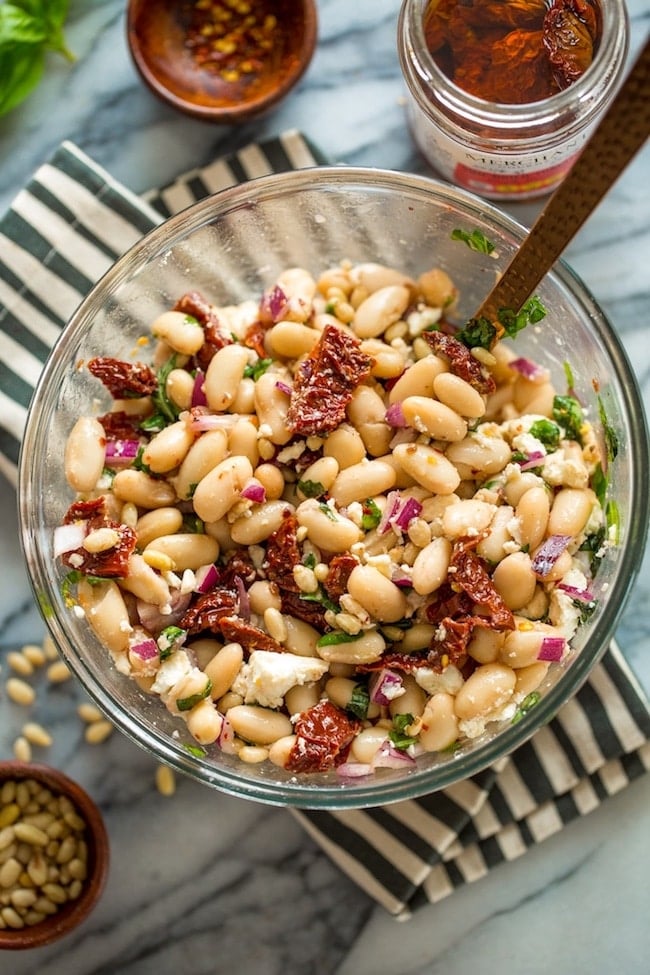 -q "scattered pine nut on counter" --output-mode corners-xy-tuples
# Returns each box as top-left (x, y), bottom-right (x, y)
(52, 256), (613, 778)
